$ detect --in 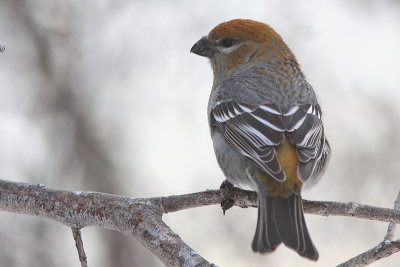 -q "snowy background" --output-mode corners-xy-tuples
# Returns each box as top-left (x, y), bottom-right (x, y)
(1, 0), (400, 266)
